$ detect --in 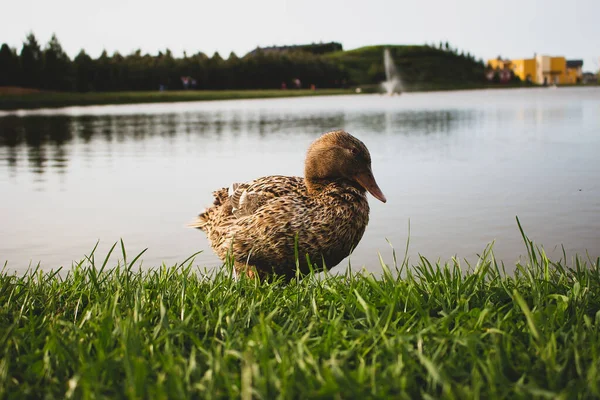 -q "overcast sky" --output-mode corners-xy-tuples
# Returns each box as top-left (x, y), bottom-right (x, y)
(2, 0), (599, 71)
